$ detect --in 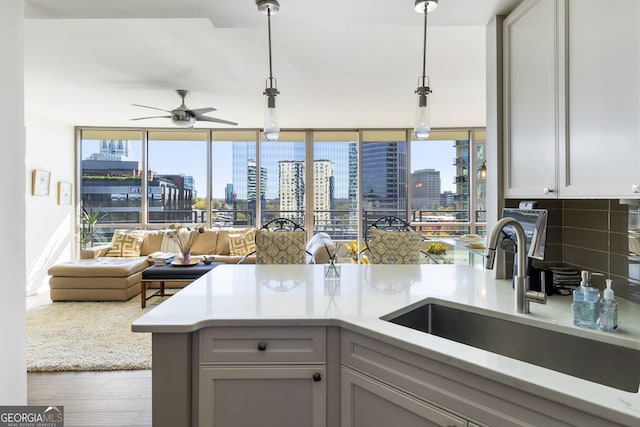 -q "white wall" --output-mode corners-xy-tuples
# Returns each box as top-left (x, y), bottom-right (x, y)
(0, 0), (27, 404)
(24, 113), (75, 296)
